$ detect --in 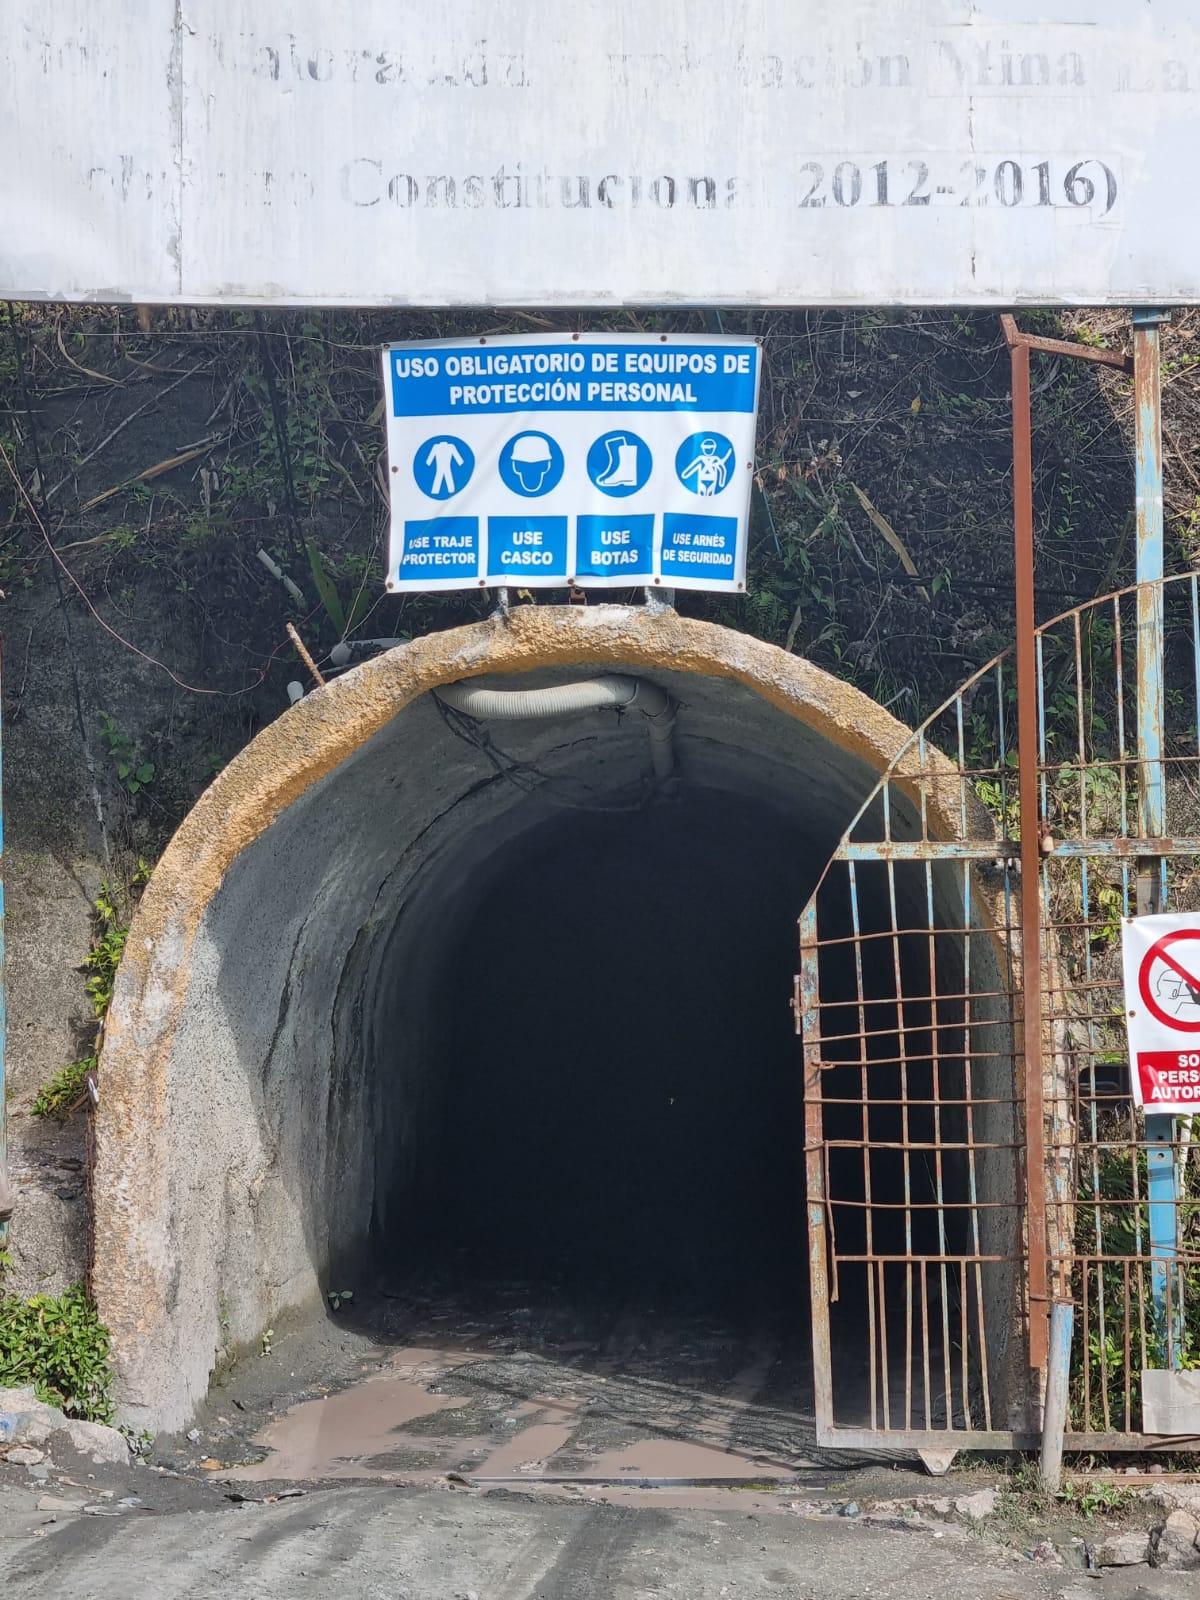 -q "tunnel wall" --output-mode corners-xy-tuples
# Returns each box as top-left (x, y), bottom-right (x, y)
(94, 604), (989, 1430)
